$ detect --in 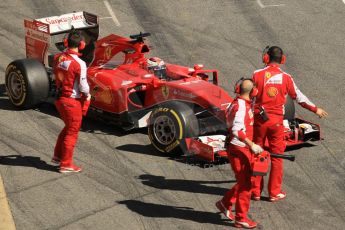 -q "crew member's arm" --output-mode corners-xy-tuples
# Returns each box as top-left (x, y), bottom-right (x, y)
(78, 60), (90, 100)
(229, 101), (263, 154)
(77, 60), (91, 116)
(53, 53), (65, 87)
(287, 76), (328, 118)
